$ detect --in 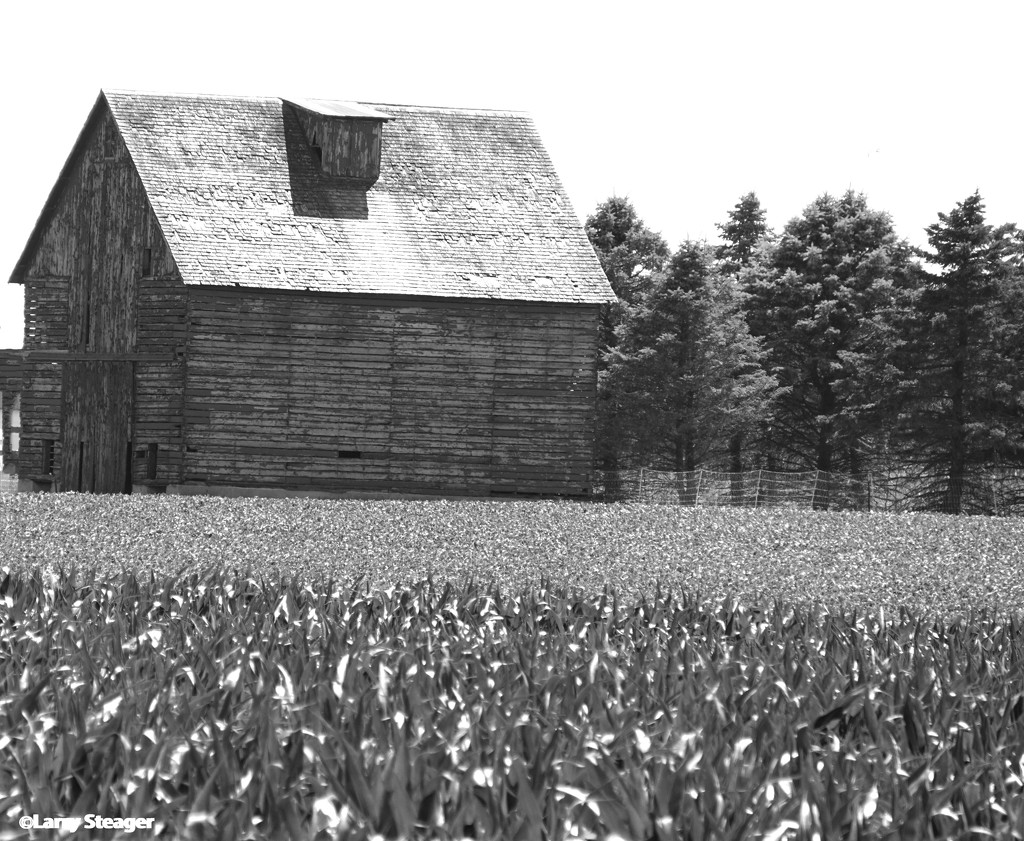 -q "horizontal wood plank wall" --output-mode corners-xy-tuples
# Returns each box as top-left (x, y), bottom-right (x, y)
(184, 290), (598, 495)
(134, 275), (187, 485)
(21, 254), (69, 485)
(492, 306), (596, 495)
(21, 271), (67, 482)
(18, 361), (62, 483)
(24, 278), (69, 349)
